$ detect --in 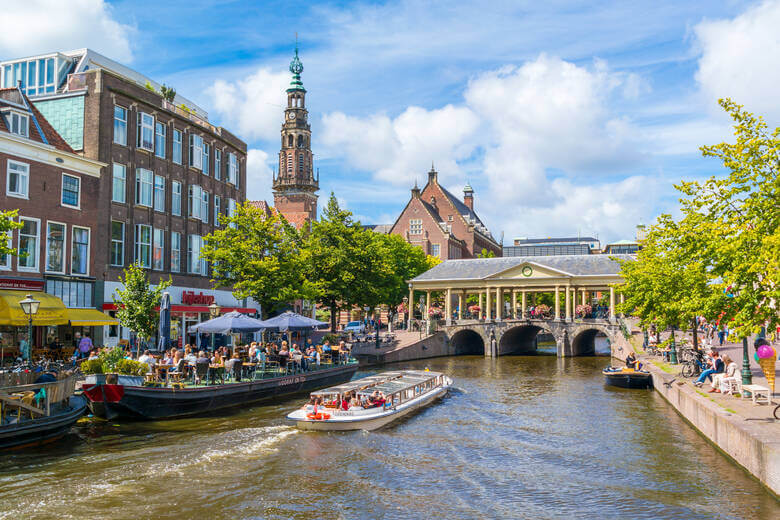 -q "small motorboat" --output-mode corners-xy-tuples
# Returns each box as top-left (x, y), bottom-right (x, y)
(603, 366), (652, 389)
(287, 370), (451, 431)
